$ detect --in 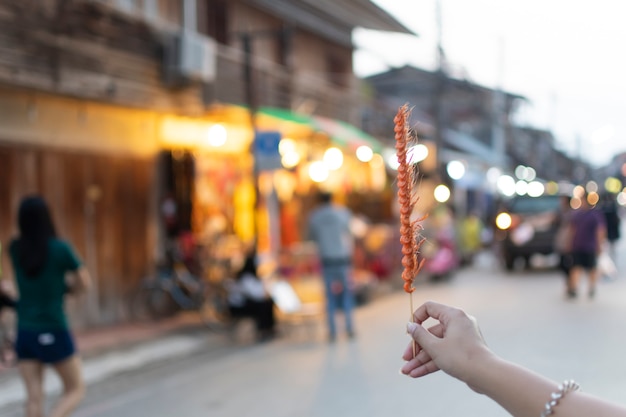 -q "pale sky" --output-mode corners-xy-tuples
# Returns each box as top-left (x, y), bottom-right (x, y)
(354, 0), (626, 168)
